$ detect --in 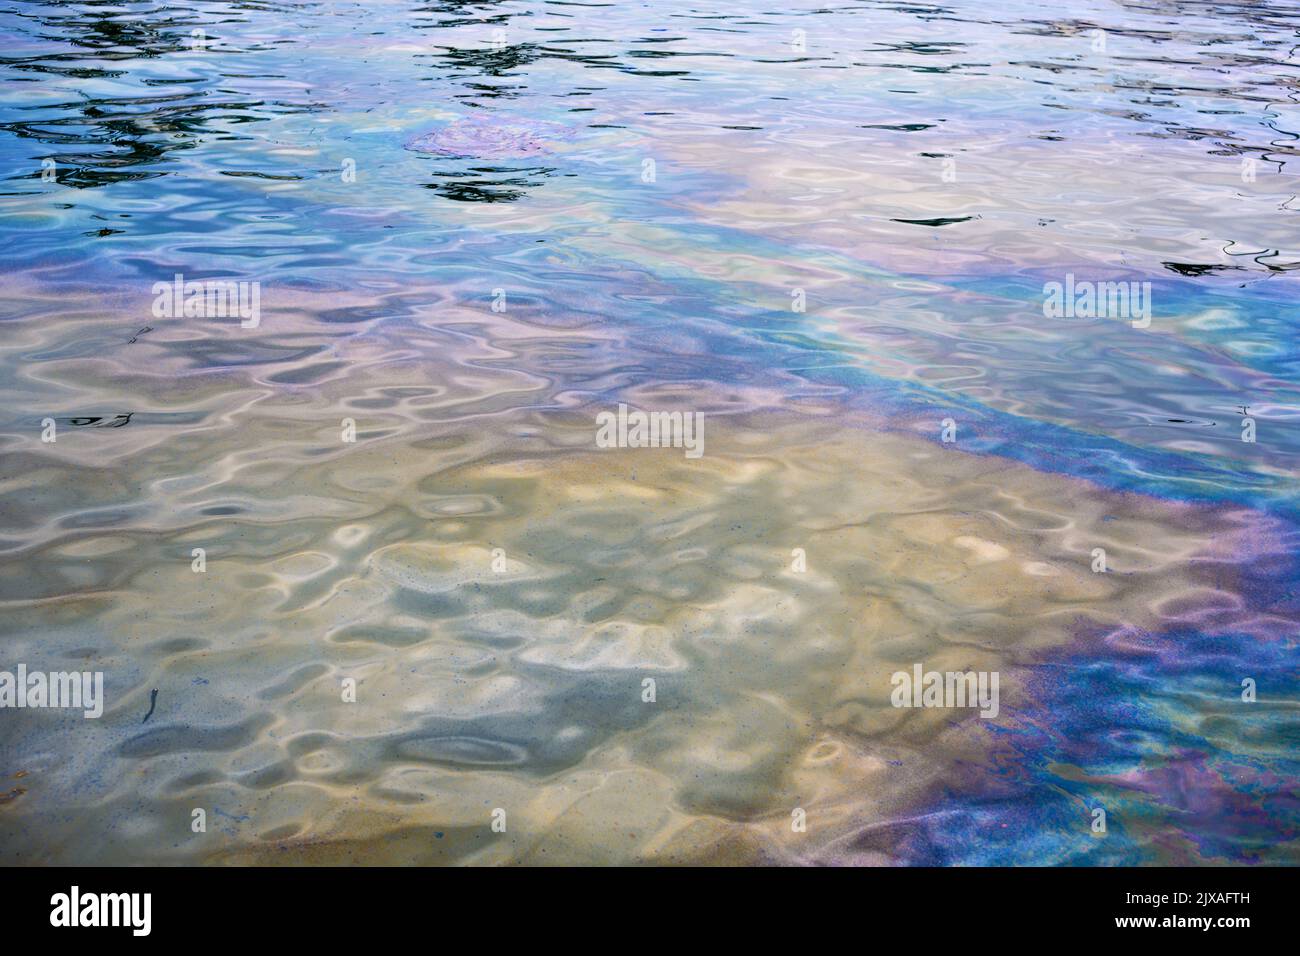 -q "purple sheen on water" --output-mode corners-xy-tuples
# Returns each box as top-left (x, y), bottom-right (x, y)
(405, 117), (572, 158)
